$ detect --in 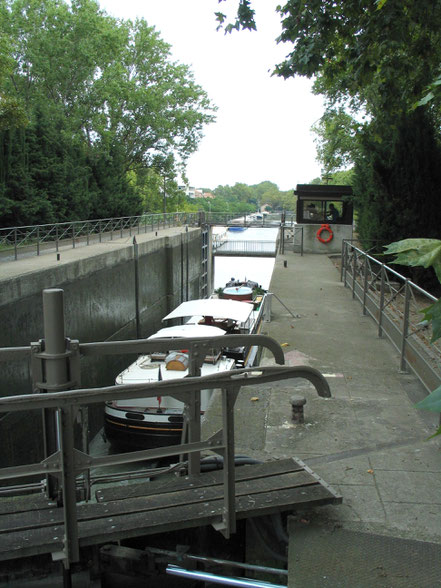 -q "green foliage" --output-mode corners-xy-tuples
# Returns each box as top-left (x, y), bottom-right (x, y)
(312, 108), (360, 174)
(353, 109), (441, 252)
(385, 237), (441, 436)
(0, 0), (215, 225)
(215, 0), (256, 33)
(210, 181), (294, 213)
